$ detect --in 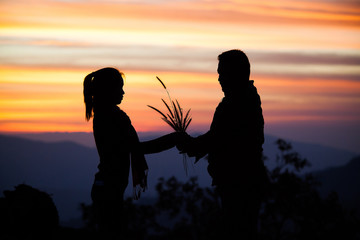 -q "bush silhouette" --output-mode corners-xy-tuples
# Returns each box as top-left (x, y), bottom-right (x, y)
(0, 184), (59, 240)
(259, 139), (360, 239)
(80, 139), (360, 239)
